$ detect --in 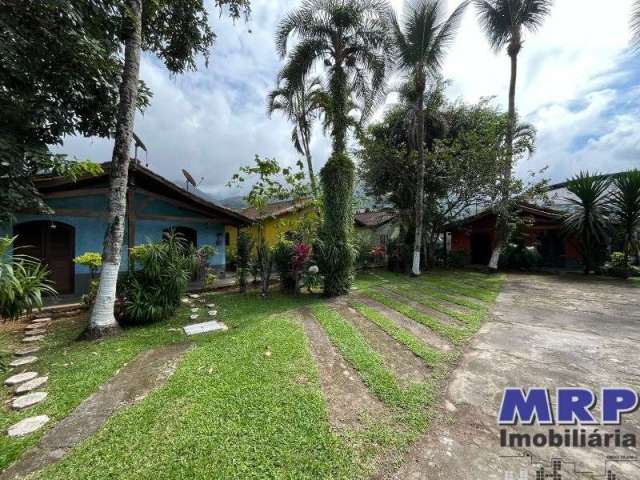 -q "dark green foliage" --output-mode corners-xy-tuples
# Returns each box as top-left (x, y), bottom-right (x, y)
(272, 240), (297, 293)
(118, 233), (197, 325)
(0, 236), (56, 321)
(236, 232), (252, 292)
(610, 170), (640, 261)
(317, 152), (357, 296)
(604, 252), (631, 279)
(563, 172), (611, 274)
(500, 243), (542, 270)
